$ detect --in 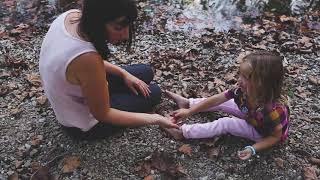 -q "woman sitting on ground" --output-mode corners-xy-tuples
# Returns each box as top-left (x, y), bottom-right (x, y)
(39, 0), (178, 140)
